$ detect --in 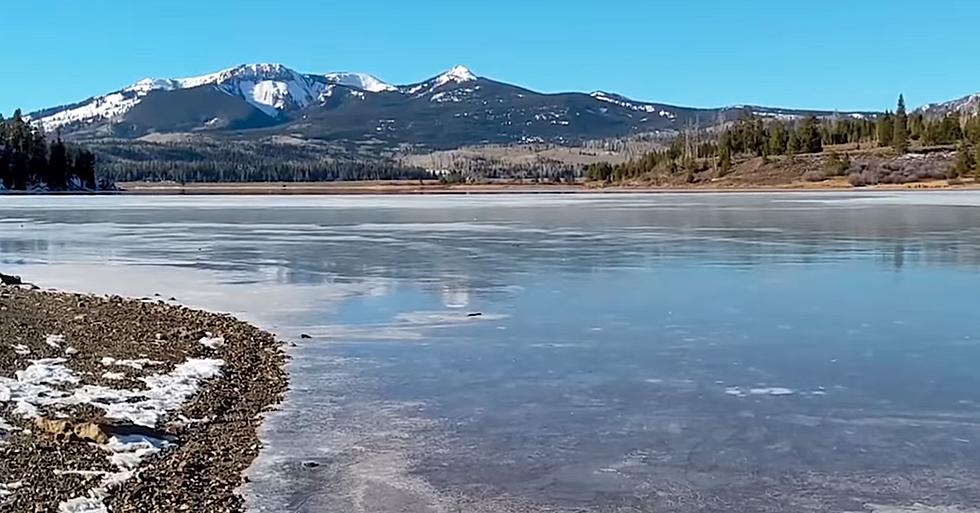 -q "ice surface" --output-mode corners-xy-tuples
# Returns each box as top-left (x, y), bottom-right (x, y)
(4, 193), (980, 512)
